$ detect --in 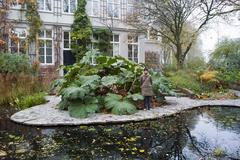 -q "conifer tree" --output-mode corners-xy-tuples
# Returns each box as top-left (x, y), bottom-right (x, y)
(71, 0), (92, 61)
